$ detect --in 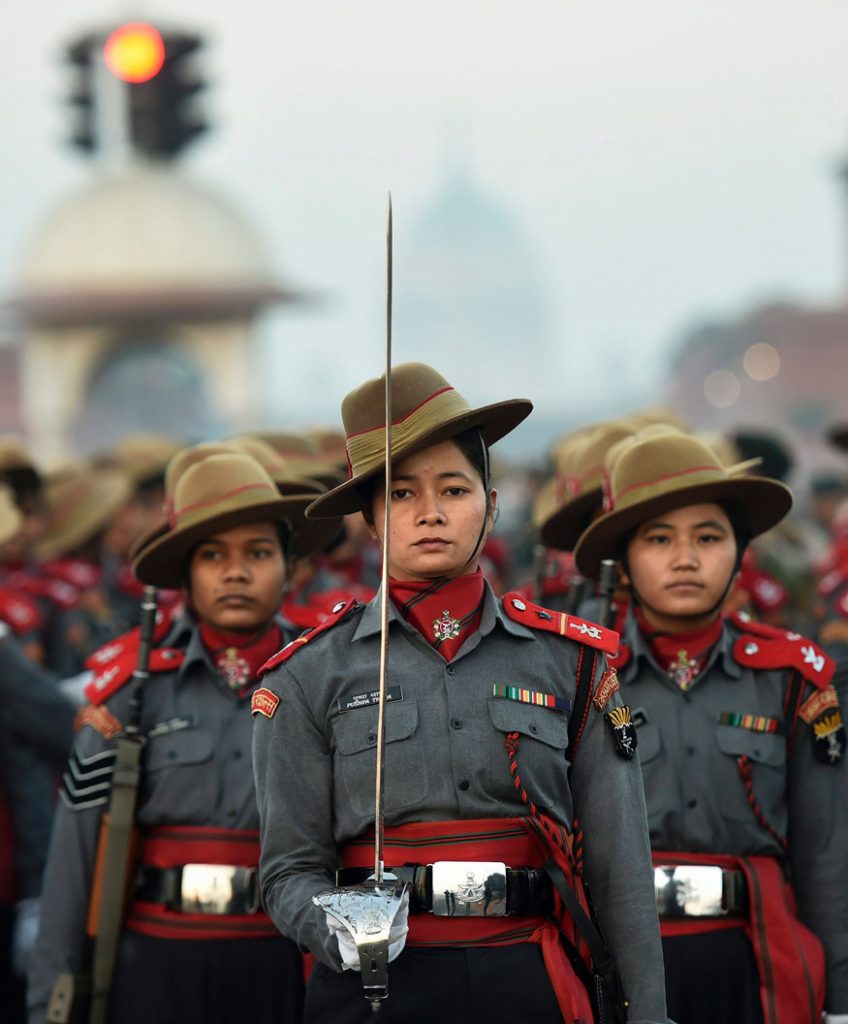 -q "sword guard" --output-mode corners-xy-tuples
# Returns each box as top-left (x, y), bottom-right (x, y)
(313, 873), (409, 1012)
